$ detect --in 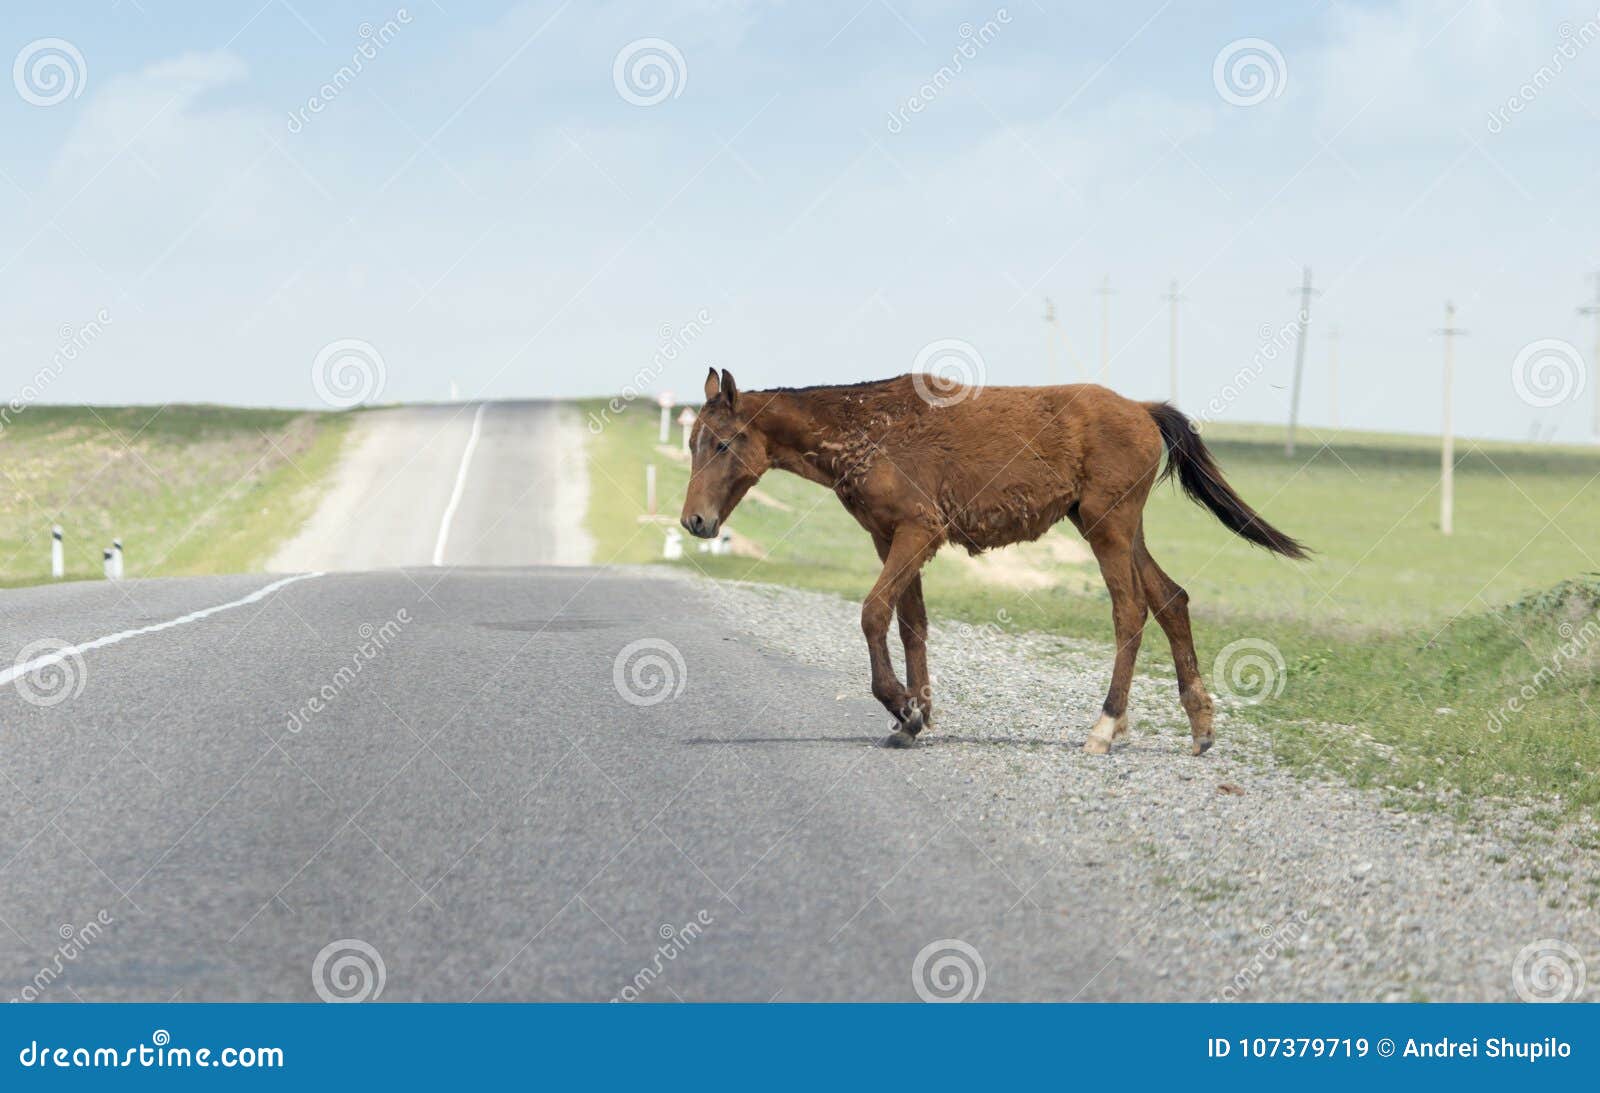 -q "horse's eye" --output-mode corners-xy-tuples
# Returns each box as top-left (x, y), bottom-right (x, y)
(715, 441), (730, 454)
